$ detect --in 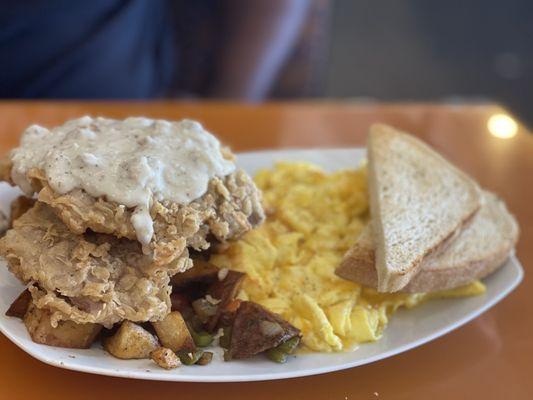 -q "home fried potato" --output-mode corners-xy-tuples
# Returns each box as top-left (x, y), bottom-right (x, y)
(227, 301), (300, 360)
(170, 292), (191, 313)
(152, 311), (195, 352)
(170, 259), (219, 288)
(206, 270), (246, 331)
(24, 303), (102, 349)
(103, 321), (159, 359)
